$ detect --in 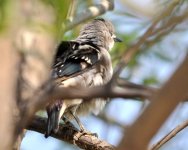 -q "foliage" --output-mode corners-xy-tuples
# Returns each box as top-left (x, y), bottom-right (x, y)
(40, 0), (71, 38)
(0, 0), (9, 32)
